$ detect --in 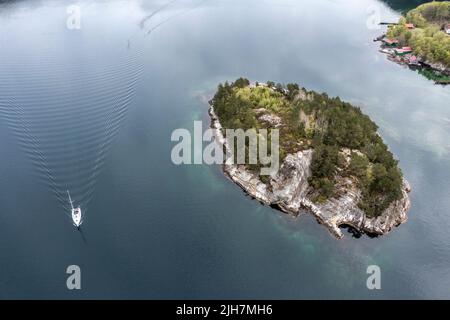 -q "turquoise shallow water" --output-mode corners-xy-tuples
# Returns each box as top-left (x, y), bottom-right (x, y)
(0, 0), (449, 299)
